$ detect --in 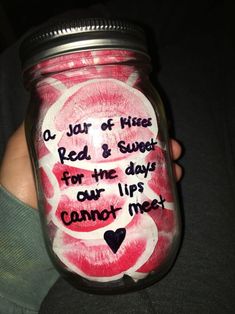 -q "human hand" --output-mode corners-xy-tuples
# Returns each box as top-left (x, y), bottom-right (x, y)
(0, 123), (37, 208)
(0, 123), (183, 208)
(170, 138), (183, 181)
